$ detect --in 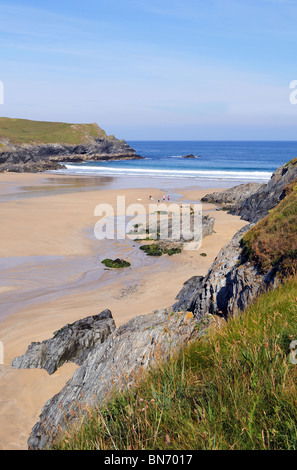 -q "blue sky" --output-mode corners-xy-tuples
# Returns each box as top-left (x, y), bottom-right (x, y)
(0, 0), (297, 139)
